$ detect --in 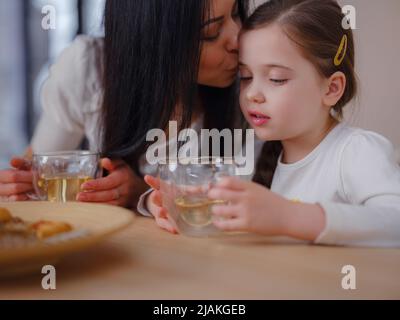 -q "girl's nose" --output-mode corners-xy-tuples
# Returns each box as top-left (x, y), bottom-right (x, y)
(246, 85), (266, 104)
